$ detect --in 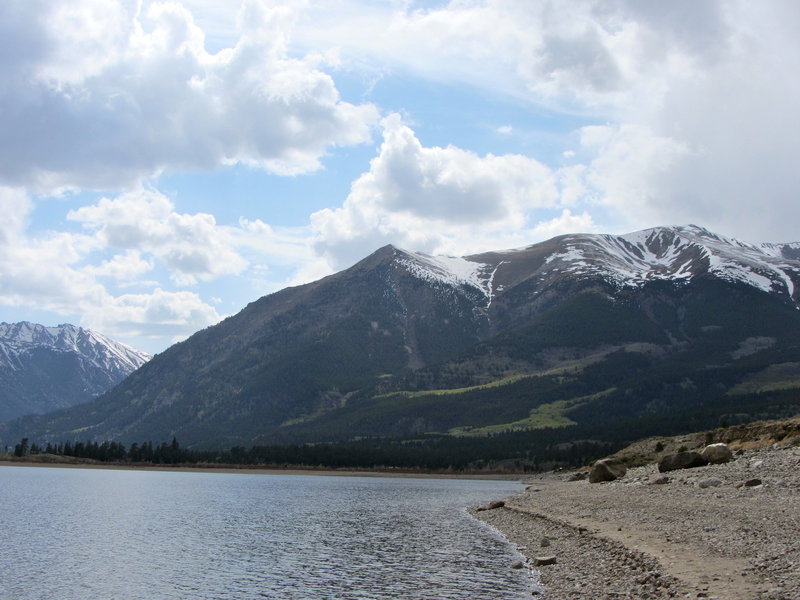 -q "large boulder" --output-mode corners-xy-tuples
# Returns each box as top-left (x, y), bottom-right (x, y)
(701, 443), (733, 464)
(658, 451), (708, 473)
(589, 458), (627, 483)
